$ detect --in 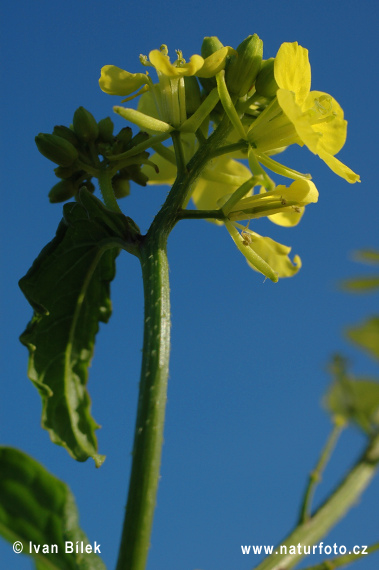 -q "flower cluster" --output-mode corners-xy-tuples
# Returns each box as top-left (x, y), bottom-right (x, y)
(99, 36), (360, 282)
